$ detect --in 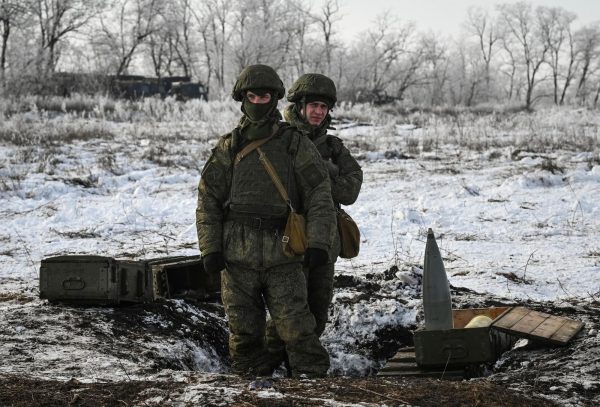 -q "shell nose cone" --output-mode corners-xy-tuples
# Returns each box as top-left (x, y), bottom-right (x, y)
(423, 228), (453, 330)
(425, 229), (442, 262)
